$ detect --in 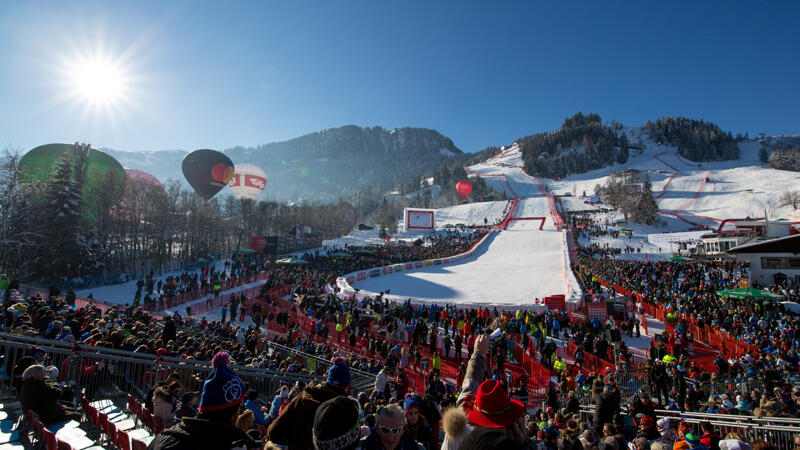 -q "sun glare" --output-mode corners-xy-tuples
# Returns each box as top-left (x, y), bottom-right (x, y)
(69, 59), (125, 105)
